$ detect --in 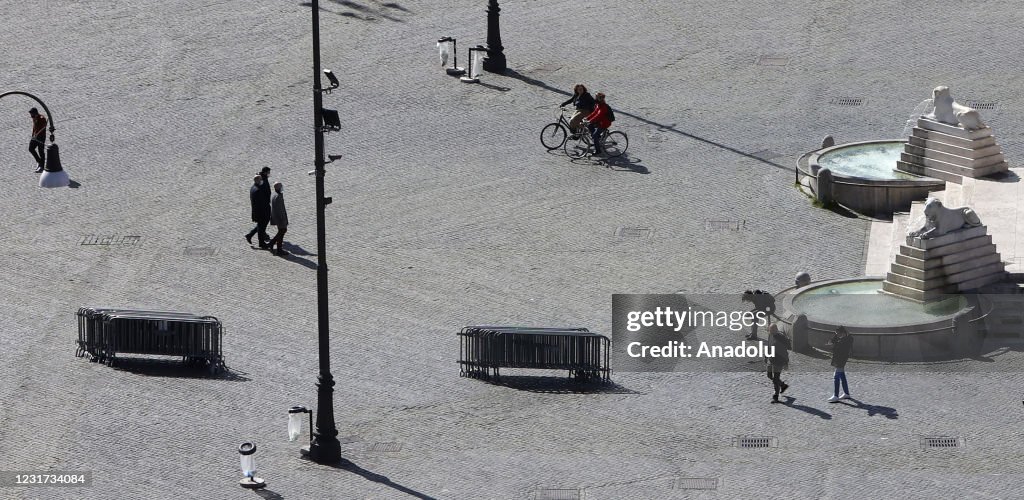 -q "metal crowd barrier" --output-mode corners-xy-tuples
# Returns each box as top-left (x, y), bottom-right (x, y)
(458, 326), (611, 382)
(76, 307), (225, 373)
